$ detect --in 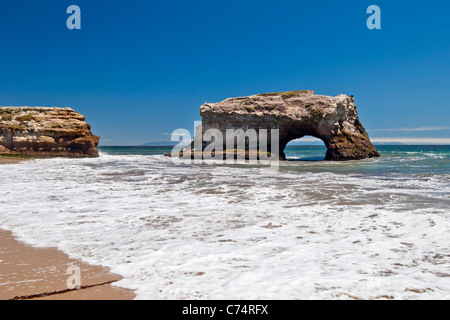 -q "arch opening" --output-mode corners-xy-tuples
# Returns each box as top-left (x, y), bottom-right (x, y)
(282, 136), (328, 161)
